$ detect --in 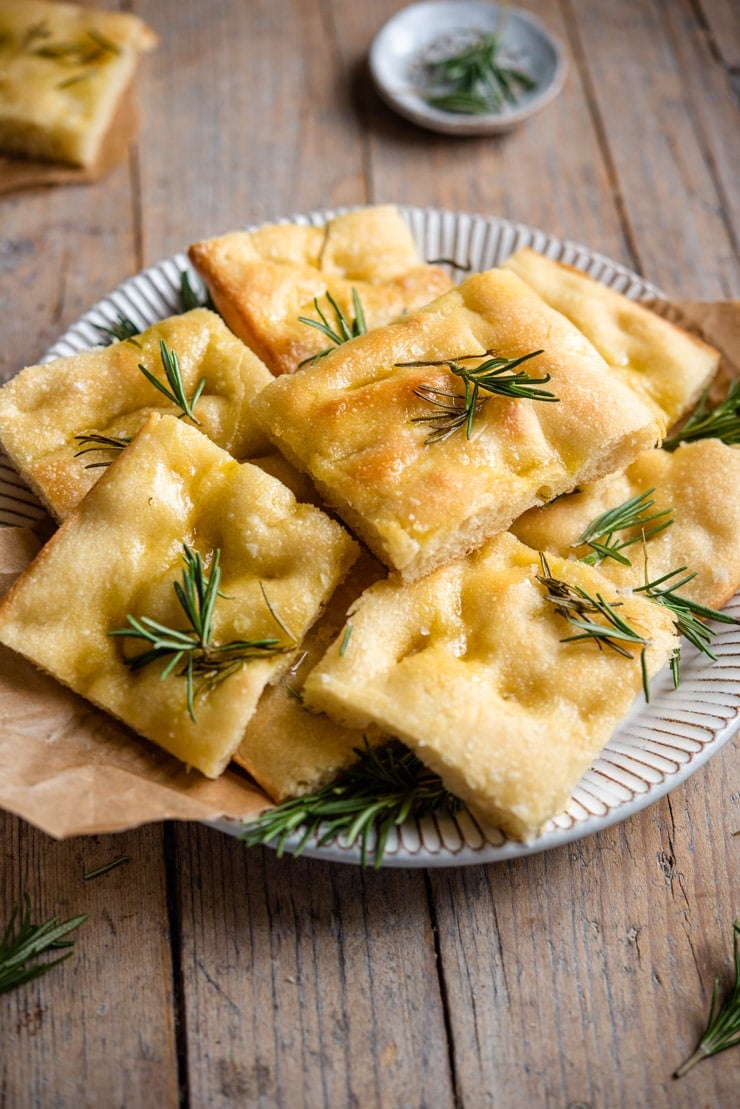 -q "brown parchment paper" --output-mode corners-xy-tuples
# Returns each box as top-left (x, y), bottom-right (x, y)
(0, 299), (737, 839)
